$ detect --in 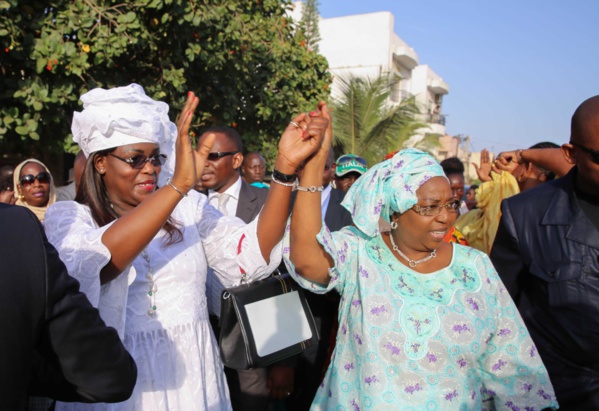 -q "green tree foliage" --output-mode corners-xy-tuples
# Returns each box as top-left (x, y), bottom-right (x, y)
(0, 0), (331, 165)
(300, 0), (320, 53)
(330, 73), (435, 166)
